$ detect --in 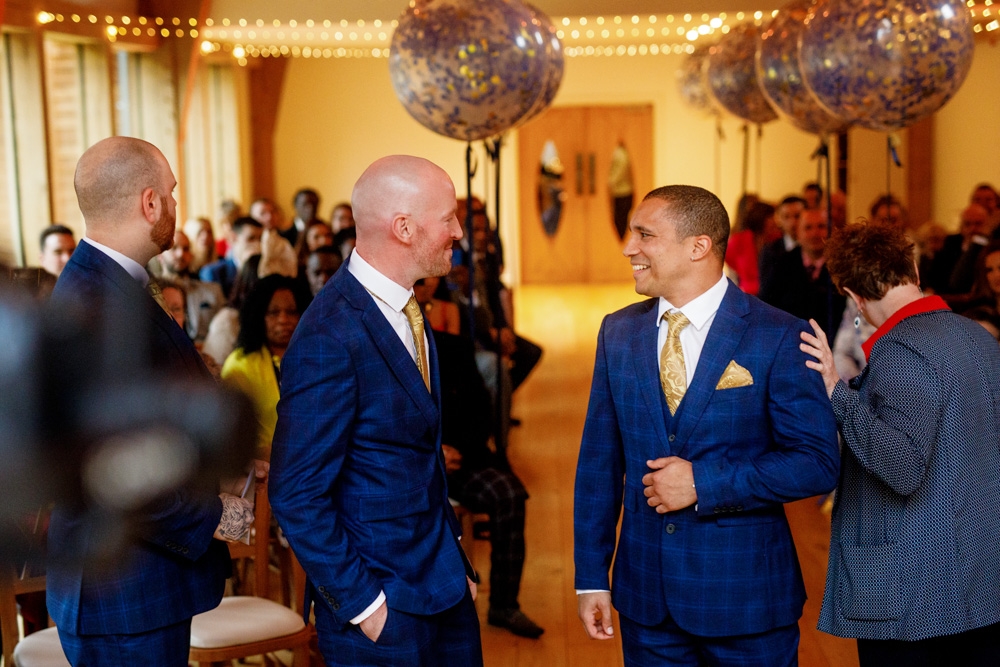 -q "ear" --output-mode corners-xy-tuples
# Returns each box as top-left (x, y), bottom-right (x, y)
(689, 235), (713, 261)
(141, 187), (159, 224)
(391, 213), (413, 245)
(843, 287), (864, 311)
